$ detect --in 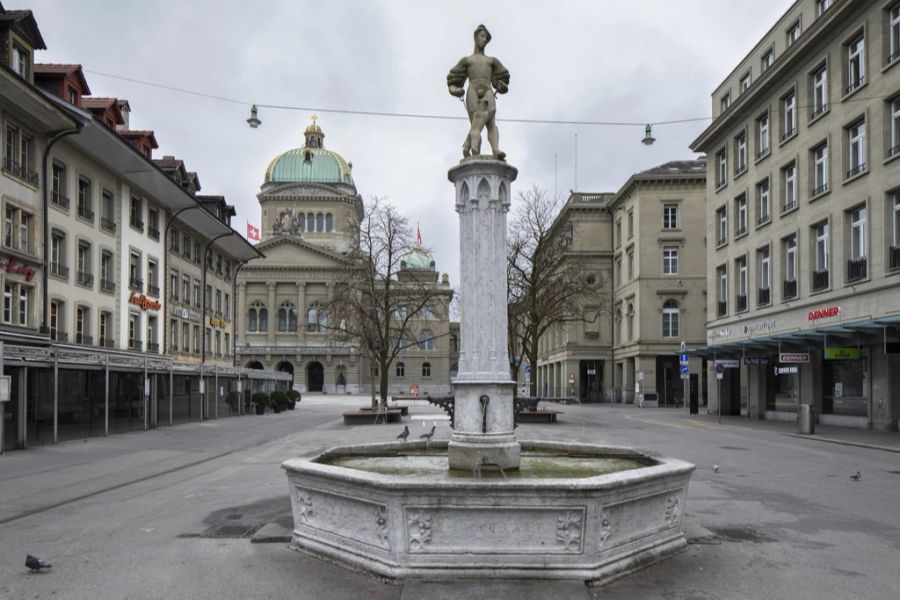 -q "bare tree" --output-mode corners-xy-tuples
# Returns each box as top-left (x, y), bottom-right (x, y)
(507, 185), (587, 396)
(329, 197), (448, 410)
